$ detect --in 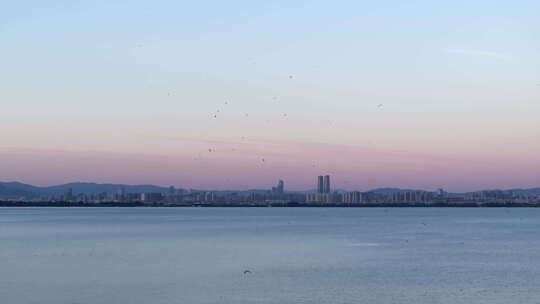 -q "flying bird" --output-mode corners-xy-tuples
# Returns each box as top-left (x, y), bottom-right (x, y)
(377, 103), (383, 108)
(243, 270), (252, 275)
